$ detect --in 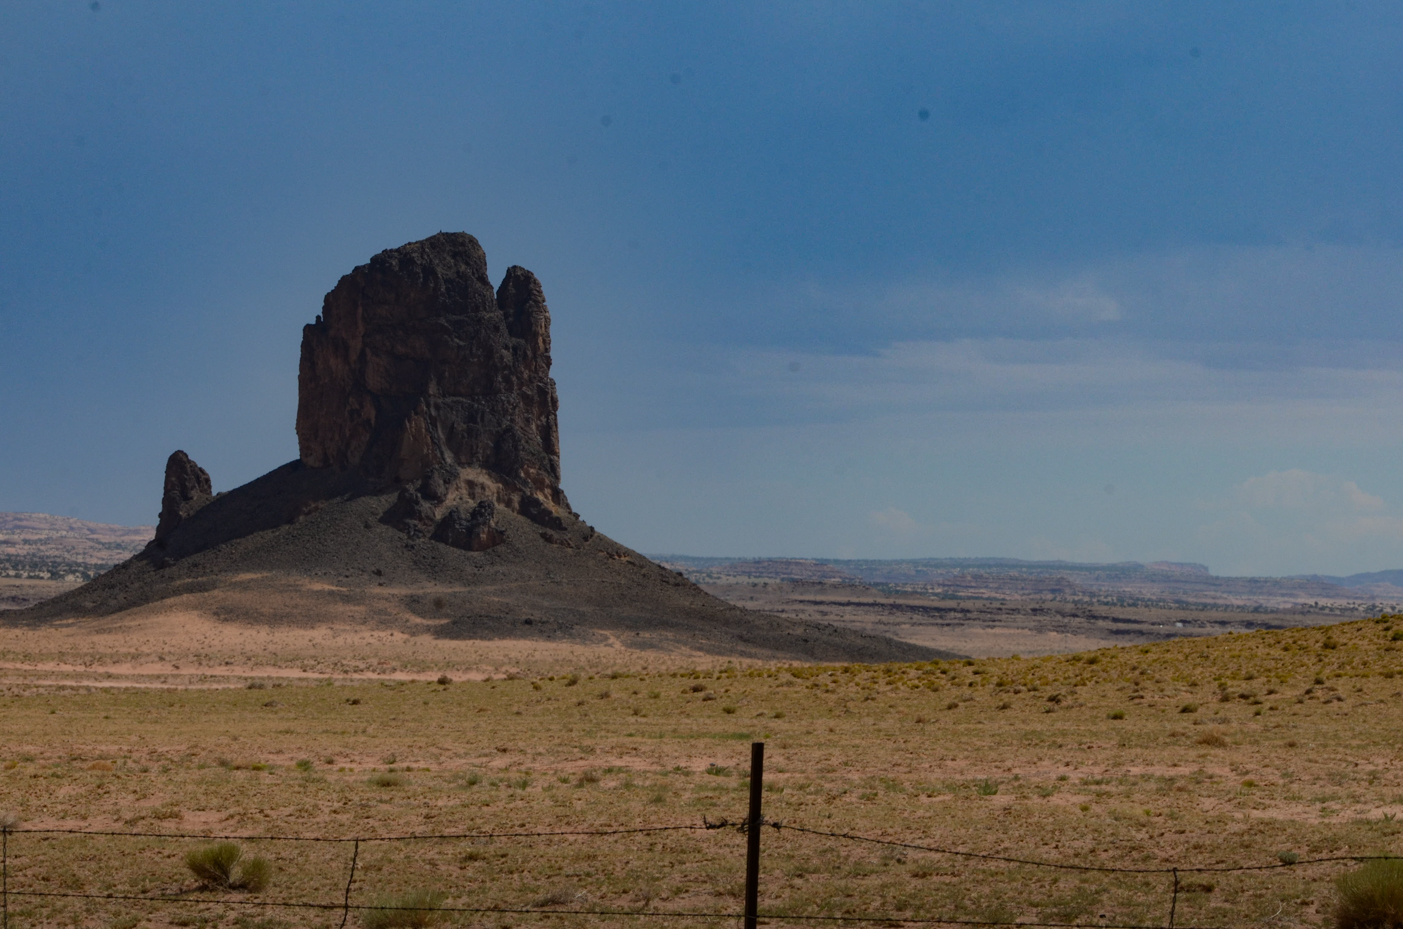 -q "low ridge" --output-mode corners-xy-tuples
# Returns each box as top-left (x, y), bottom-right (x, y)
(10, 234), (942, 663)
